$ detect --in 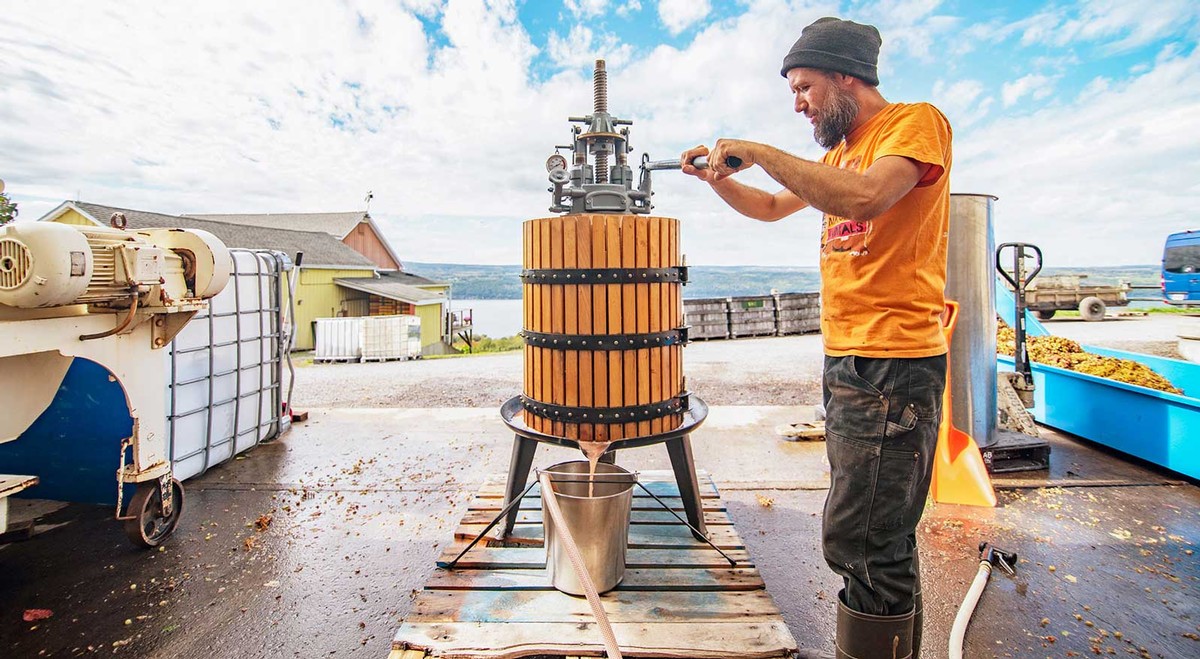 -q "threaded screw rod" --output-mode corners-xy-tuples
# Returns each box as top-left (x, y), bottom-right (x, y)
(593, 60), (609, 184)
